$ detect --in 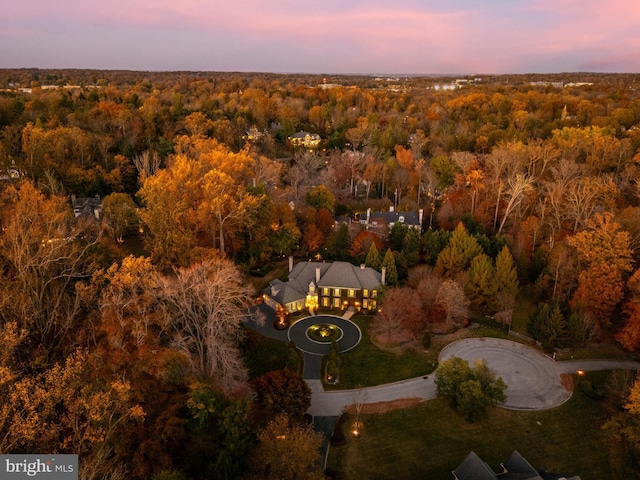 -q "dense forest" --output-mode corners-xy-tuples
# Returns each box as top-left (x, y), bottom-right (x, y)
(1, 69), (640, 479)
